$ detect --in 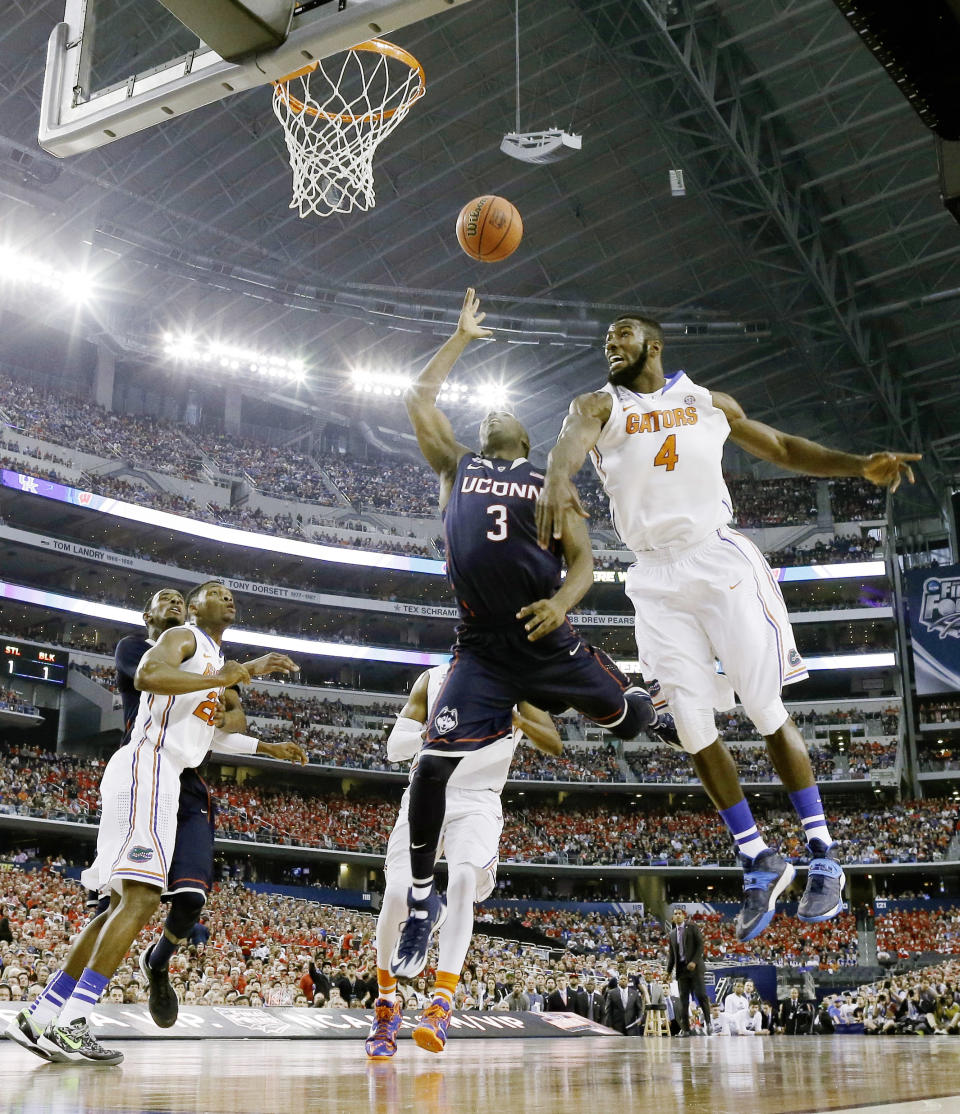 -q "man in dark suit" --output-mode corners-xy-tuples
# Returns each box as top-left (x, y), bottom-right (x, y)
(546, 974), (572, 1012)
(604, 974), (642, 1035)
(665, 907), (709, 1037)
(567, 973), (588, 1017)
(579, 977), (603, 1022)
(777, 987), (813, 1034)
